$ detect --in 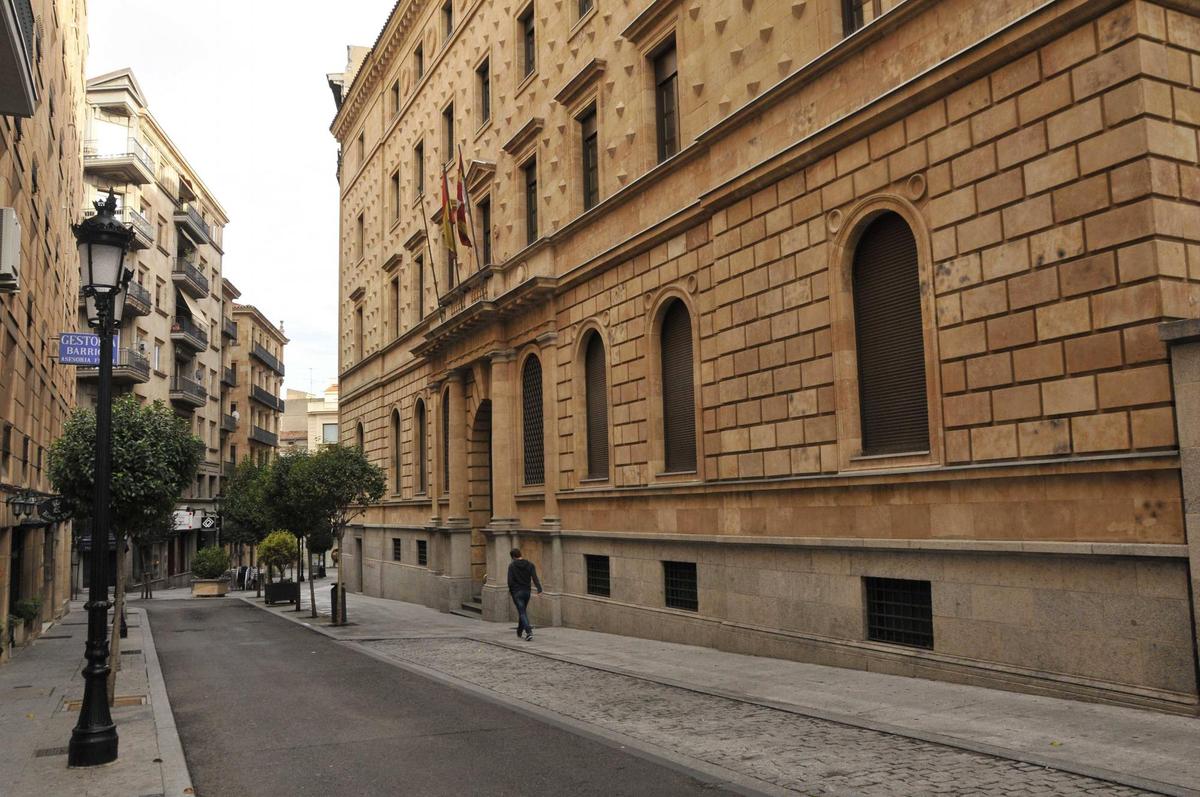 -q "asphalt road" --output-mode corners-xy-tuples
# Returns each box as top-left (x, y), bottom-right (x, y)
(146, 600), (731, 797)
